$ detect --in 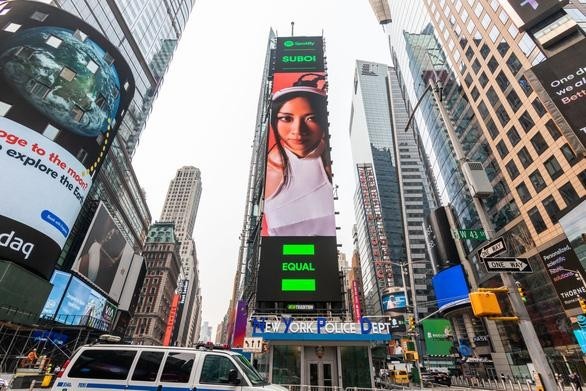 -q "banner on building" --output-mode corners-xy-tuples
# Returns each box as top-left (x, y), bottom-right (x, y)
(163, 293), (180, 346)
(0, 1), (134, 279)
(540, 238), (586, 311)
(257, 36), (341, 304)
(71, 202), (134, 301)
(499, 0), (569, 31)
(424, 206), (460, 271)
(559, 199), (586, 265)
(530, 39), (586, 149)
(421, 319), (454, 356)
(232, 300), (248, 348)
